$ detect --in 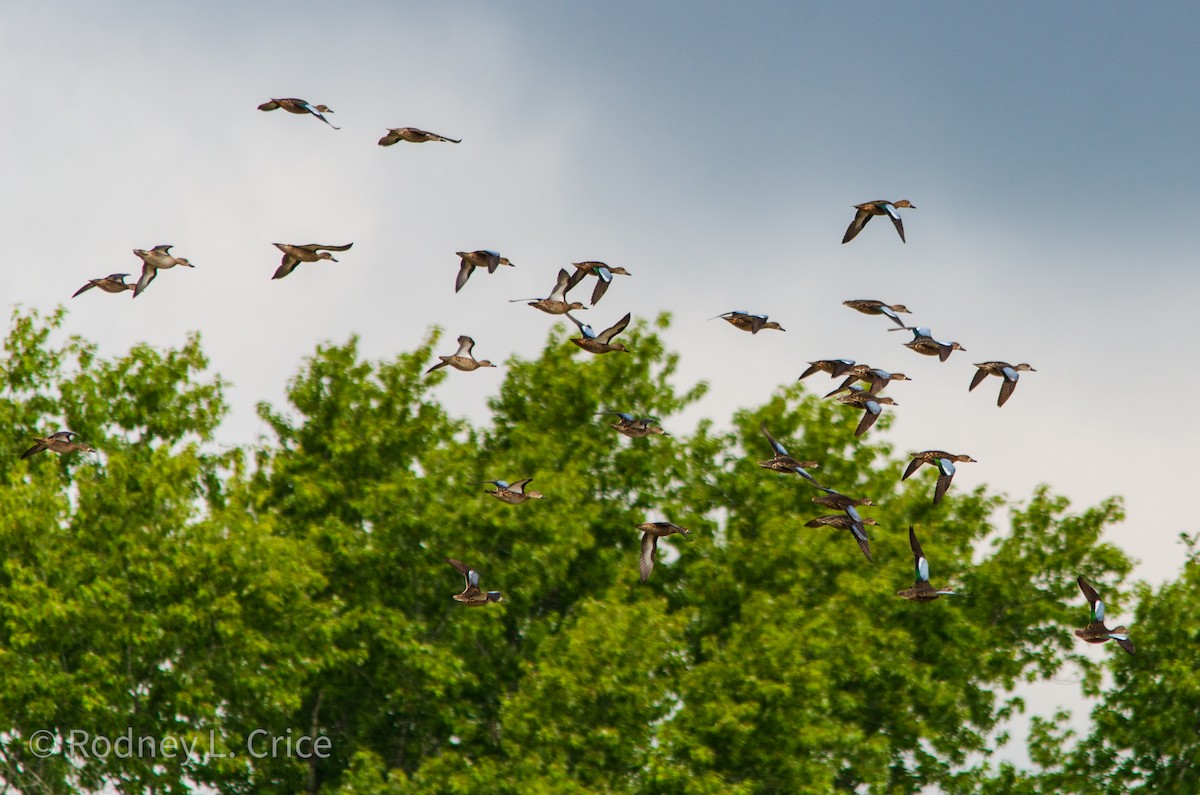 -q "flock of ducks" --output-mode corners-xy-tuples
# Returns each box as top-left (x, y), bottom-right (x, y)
(51, 102), (1133, 655)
